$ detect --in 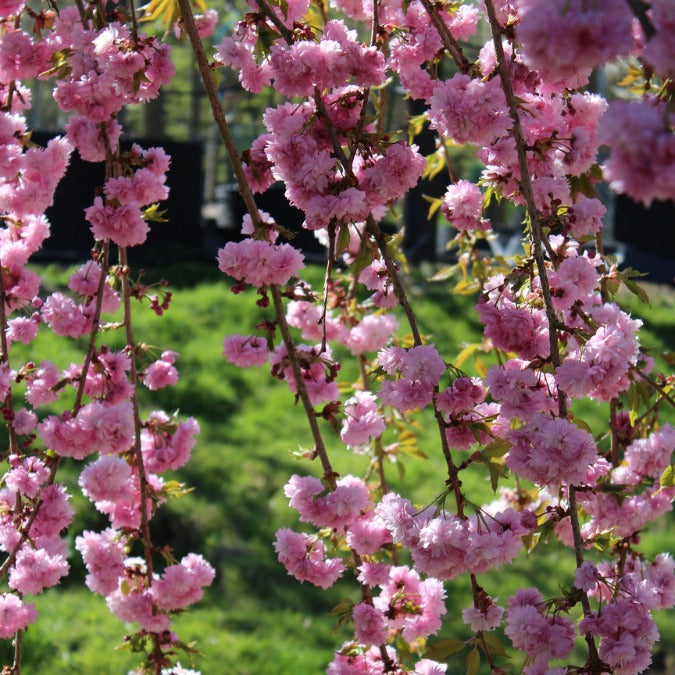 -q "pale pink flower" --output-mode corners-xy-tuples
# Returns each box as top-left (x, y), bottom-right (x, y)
(223, 334), (269, 368)
(462, 602), (504, 632)
(353, 602), (387, 645)
(0, 594), (38, 638)
(75, 529), (126, 597)
(274, 528), (345, 589)
(8, 546), (69, 595)
(24, 361), (58, 409)
(152, 554), (215, 611)
(79, 455), (134, 504)
(441, 180), (489, 231)
(341, 391), (386, 449)
(143, 352), (179, 390)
